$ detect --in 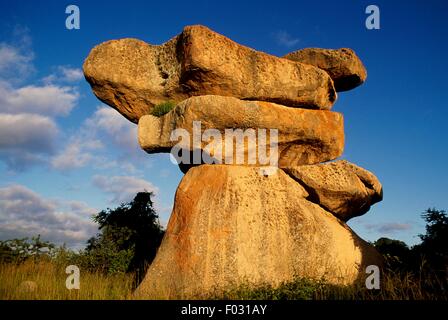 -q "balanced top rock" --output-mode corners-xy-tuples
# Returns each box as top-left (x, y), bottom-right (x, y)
(83, 25), (382, 299)
(83, 25), (337, 123)
(283, 48), (367, 92)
